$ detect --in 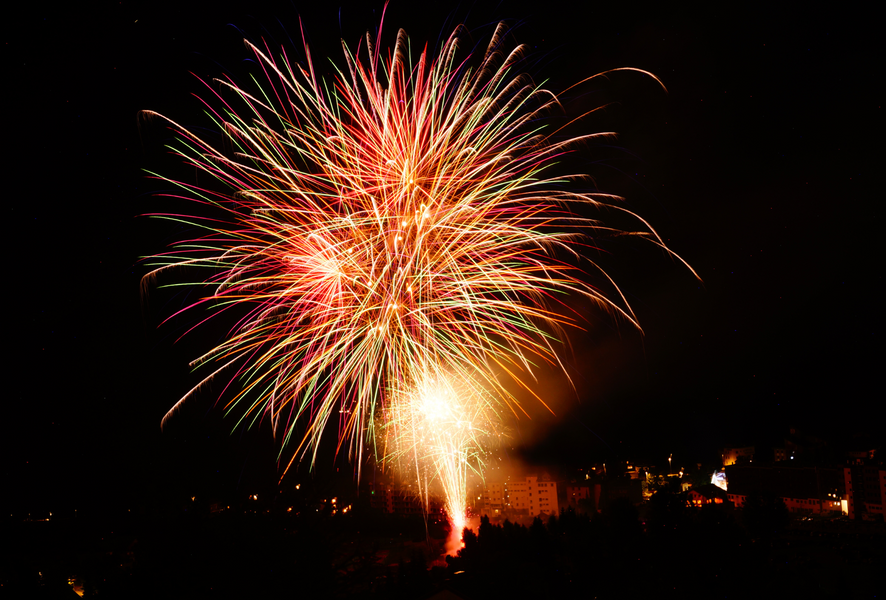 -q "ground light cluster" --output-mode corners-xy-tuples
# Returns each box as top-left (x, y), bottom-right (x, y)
(145, 14), (694, 540)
